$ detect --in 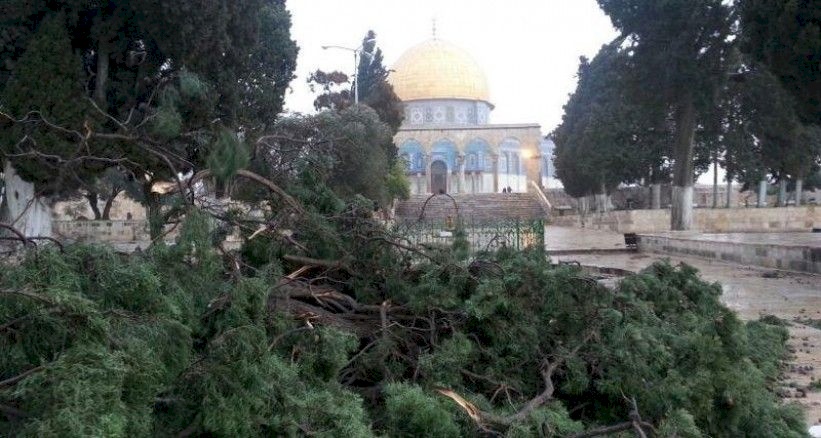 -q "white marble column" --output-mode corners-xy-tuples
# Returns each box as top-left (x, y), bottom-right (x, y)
(491, 154), (500, 193)
(757, 179), (767, 208)
(424, 154), (432, 194)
